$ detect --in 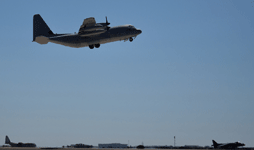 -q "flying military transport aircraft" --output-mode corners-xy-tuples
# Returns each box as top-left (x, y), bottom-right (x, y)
(5, 135), (36, 147)
(33, 14), (142, 49)
(212, 140), (245, 149)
